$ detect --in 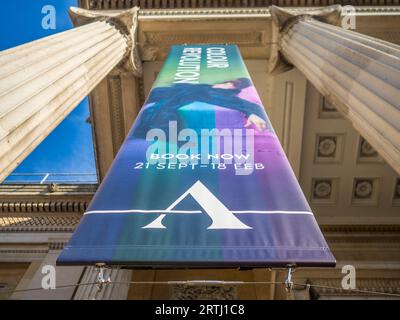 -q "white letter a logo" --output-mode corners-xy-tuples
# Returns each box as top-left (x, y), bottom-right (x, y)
(142, 180), (251, 230)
